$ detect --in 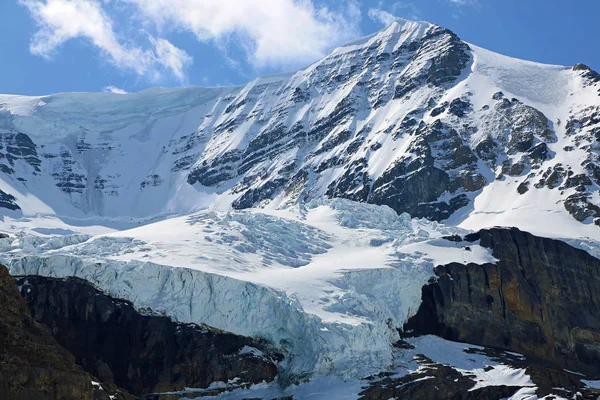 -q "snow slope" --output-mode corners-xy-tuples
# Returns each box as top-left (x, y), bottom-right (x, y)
(446, 44), (600, 239)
